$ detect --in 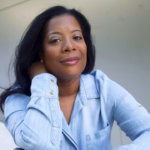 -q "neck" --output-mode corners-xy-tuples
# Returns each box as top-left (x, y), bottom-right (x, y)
(57, 76), (80, 97)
